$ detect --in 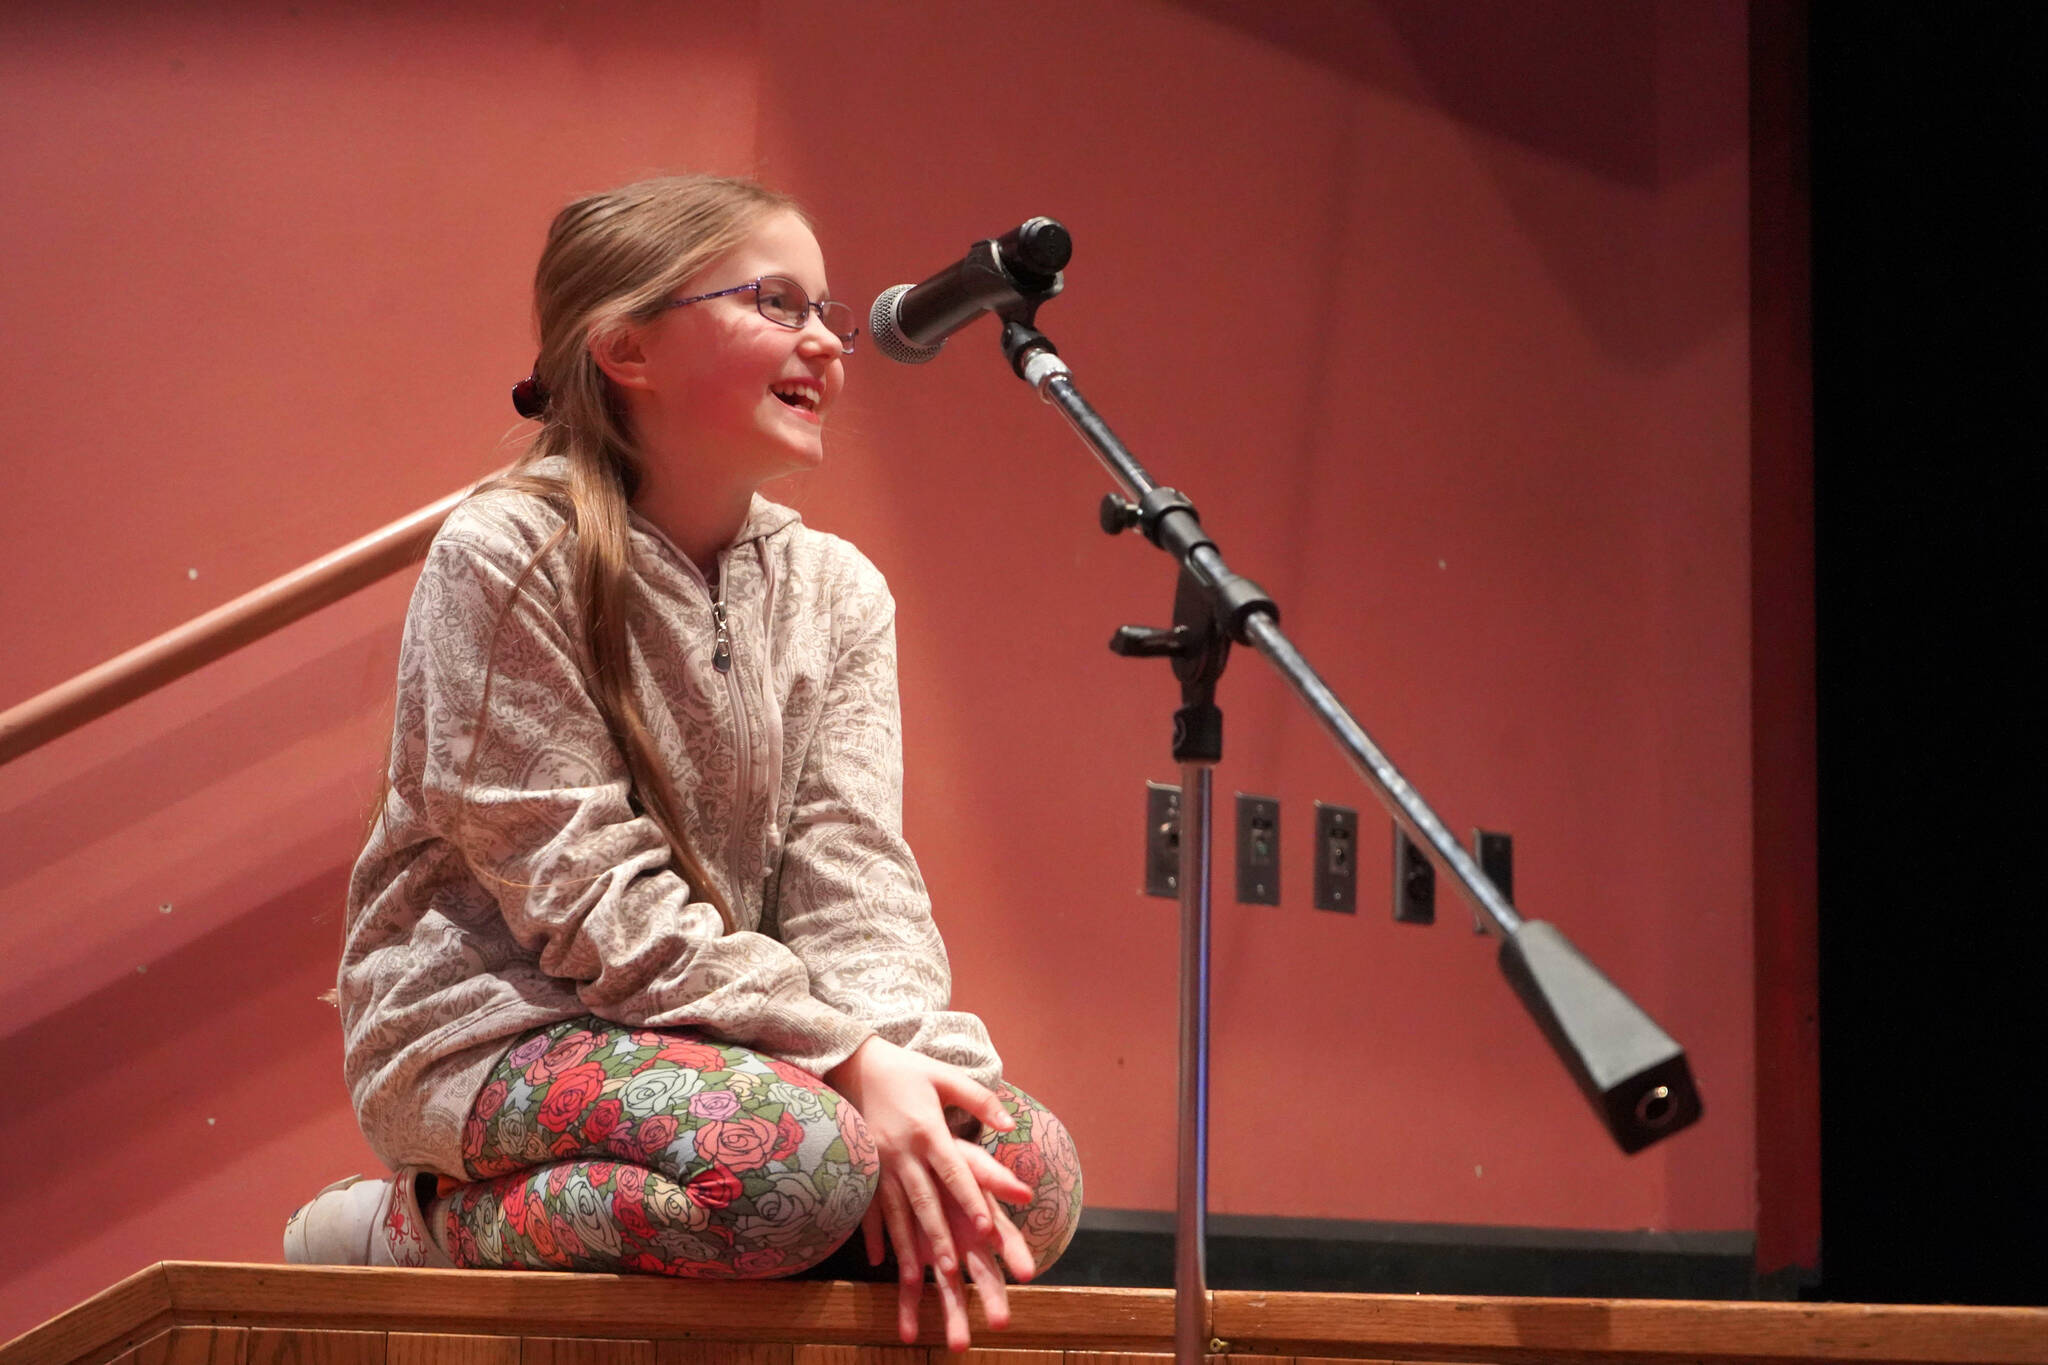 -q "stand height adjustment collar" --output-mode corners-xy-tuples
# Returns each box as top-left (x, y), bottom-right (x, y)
(1135, 487), (1204, 550)
(1104, 489), (1280, 644)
